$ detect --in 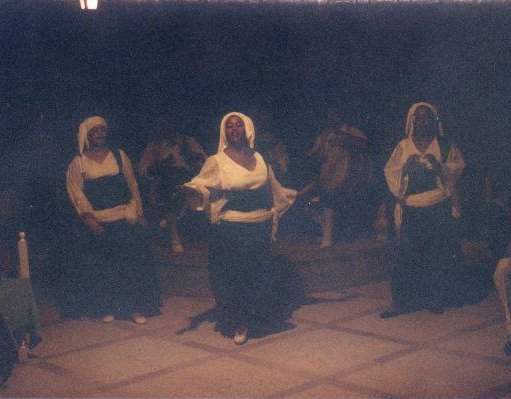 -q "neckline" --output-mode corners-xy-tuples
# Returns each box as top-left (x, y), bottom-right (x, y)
(83, 150), (112, 165)
(411, 136), (437, 156)
(222, 150), (259, 172)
